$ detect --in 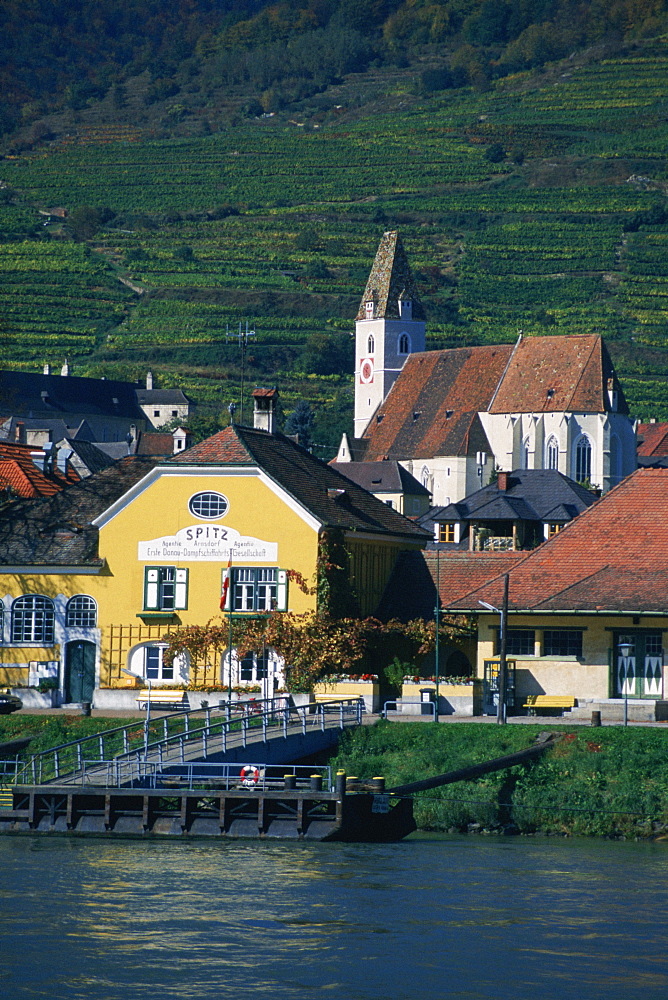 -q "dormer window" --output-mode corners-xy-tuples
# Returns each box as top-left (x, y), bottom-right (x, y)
(365, 301), (374, 319)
